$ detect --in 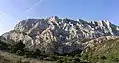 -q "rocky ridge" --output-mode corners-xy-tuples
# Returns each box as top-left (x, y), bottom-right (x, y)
(1, 16), (119, 54)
